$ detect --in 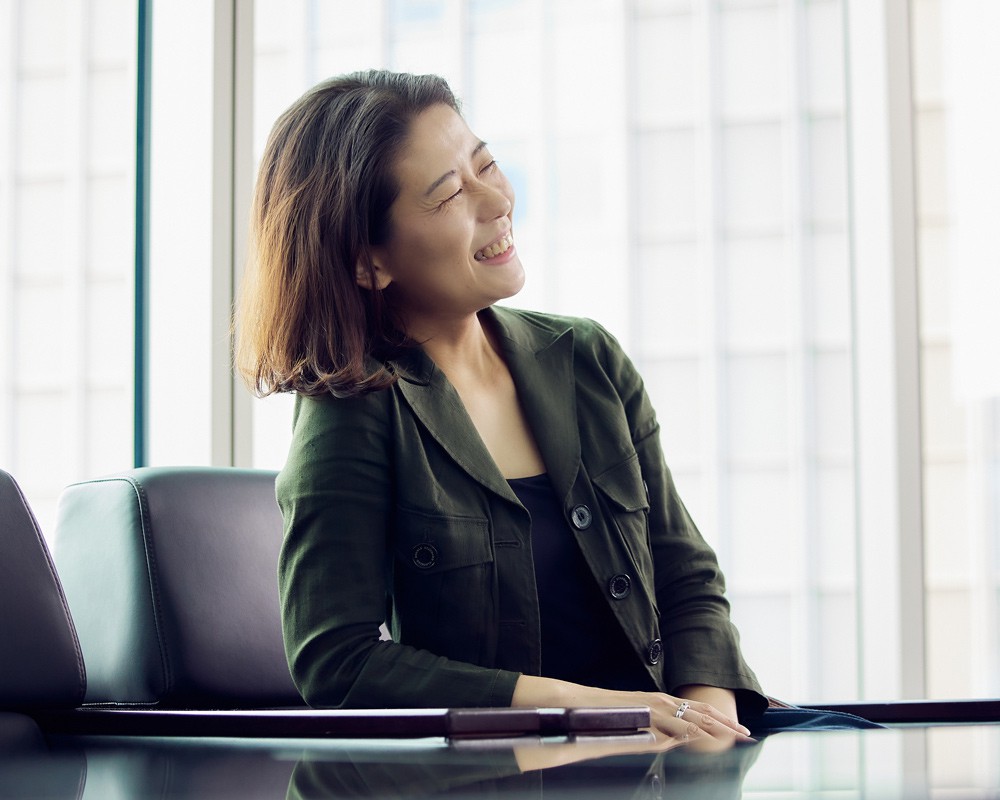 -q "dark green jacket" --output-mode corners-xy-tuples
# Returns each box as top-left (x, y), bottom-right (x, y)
(276, 307), (764, 713)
